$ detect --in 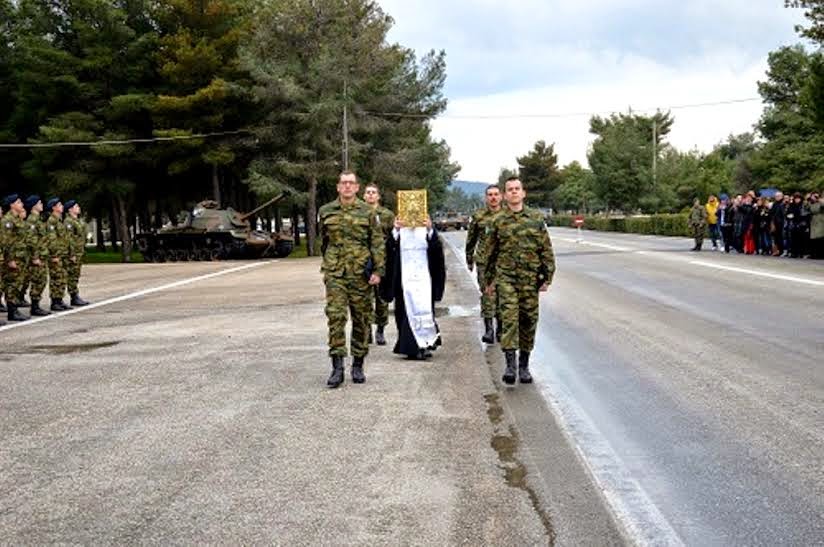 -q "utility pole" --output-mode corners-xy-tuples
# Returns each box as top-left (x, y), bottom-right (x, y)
(342, 79), (349, 171)
(652, 115), (658, 189)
